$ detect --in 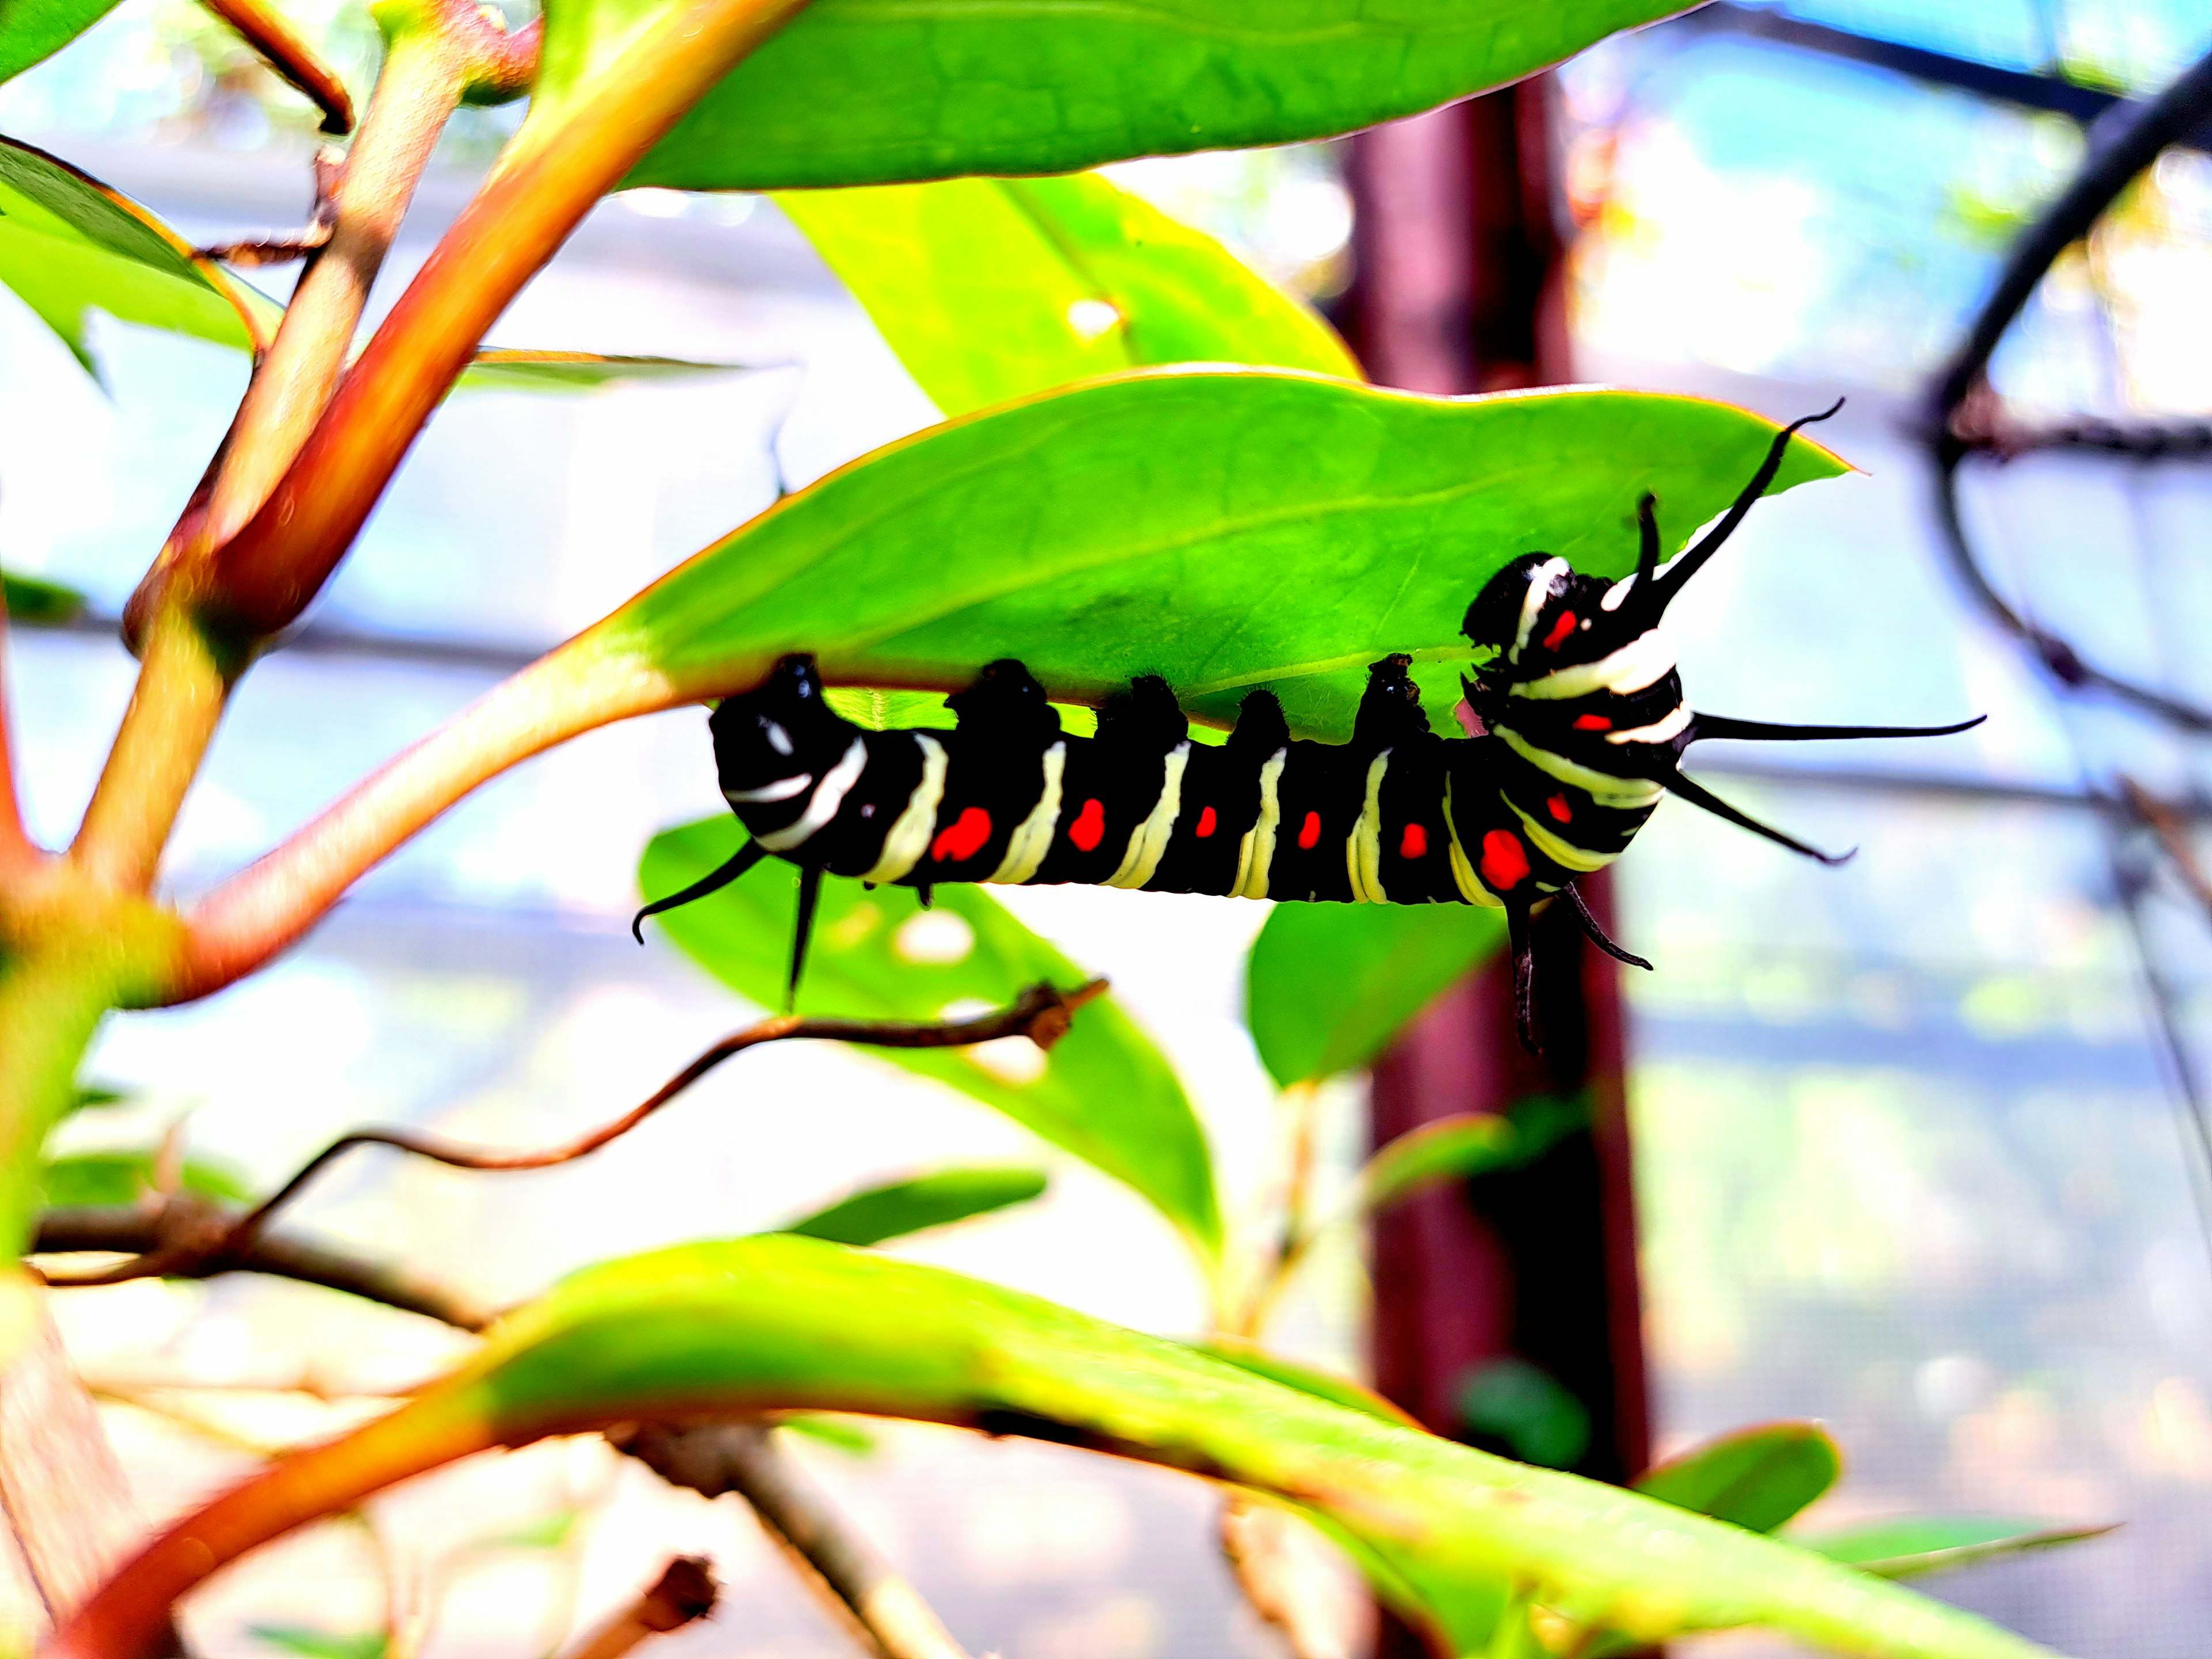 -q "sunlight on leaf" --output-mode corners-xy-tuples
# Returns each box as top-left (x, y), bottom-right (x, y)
(780, 172), (1356, 416)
